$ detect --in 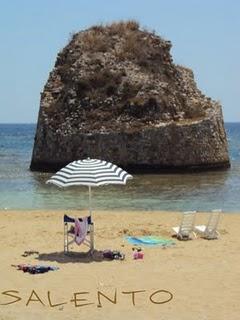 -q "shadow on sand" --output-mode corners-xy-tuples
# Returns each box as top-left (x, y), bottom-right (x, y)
(36, 250), (108, 264)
